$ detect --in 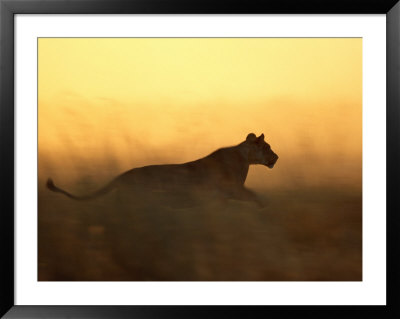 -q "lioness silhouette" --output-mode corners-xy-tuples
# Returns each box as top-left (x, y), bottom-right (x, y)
(46, 133), (278, 207)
